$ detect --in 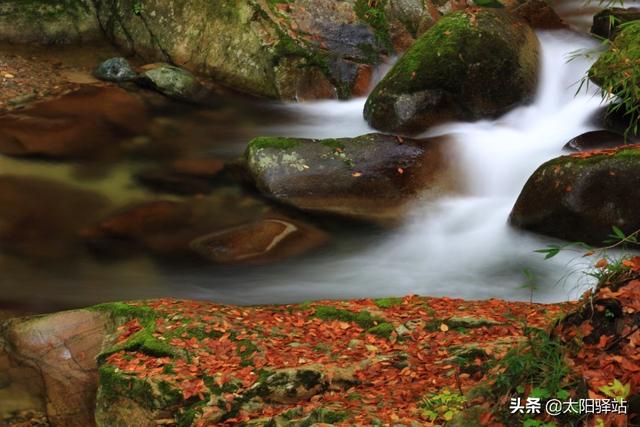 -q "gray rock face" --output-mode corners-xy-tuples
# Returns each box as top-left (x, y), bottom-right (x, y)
(94, 57), (138, 82)
(243, 133), (461, 225)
